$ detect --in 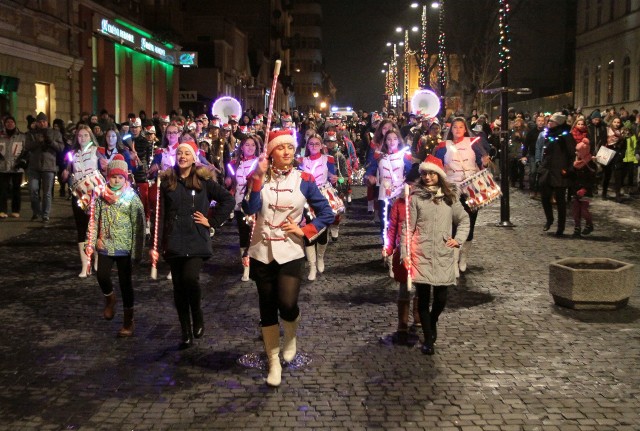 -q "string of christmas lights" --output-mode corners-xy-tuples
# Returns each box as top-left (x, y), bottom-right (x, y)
(419, 5), (428, 89)
(498, 0), (511, 72)
(404, 30), (410, 109)
(437, 0), (446, 92)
